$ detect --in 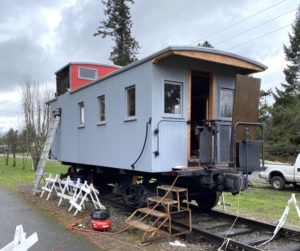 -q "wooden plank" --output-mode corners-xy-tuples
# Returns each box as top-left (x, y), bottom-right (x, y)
(126, 221), (157, 232)
(152, 50), (265, 73)
(157, 185), (187, 192)
(147, 196), (177, 205)
(187, 68), (192, 160)
(232, 74), (261, 141)
(173, 51), (264, 73)
(209, 73), (216, 160)
(208, 72), (216, 120)
(137, 208), (168, 218)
